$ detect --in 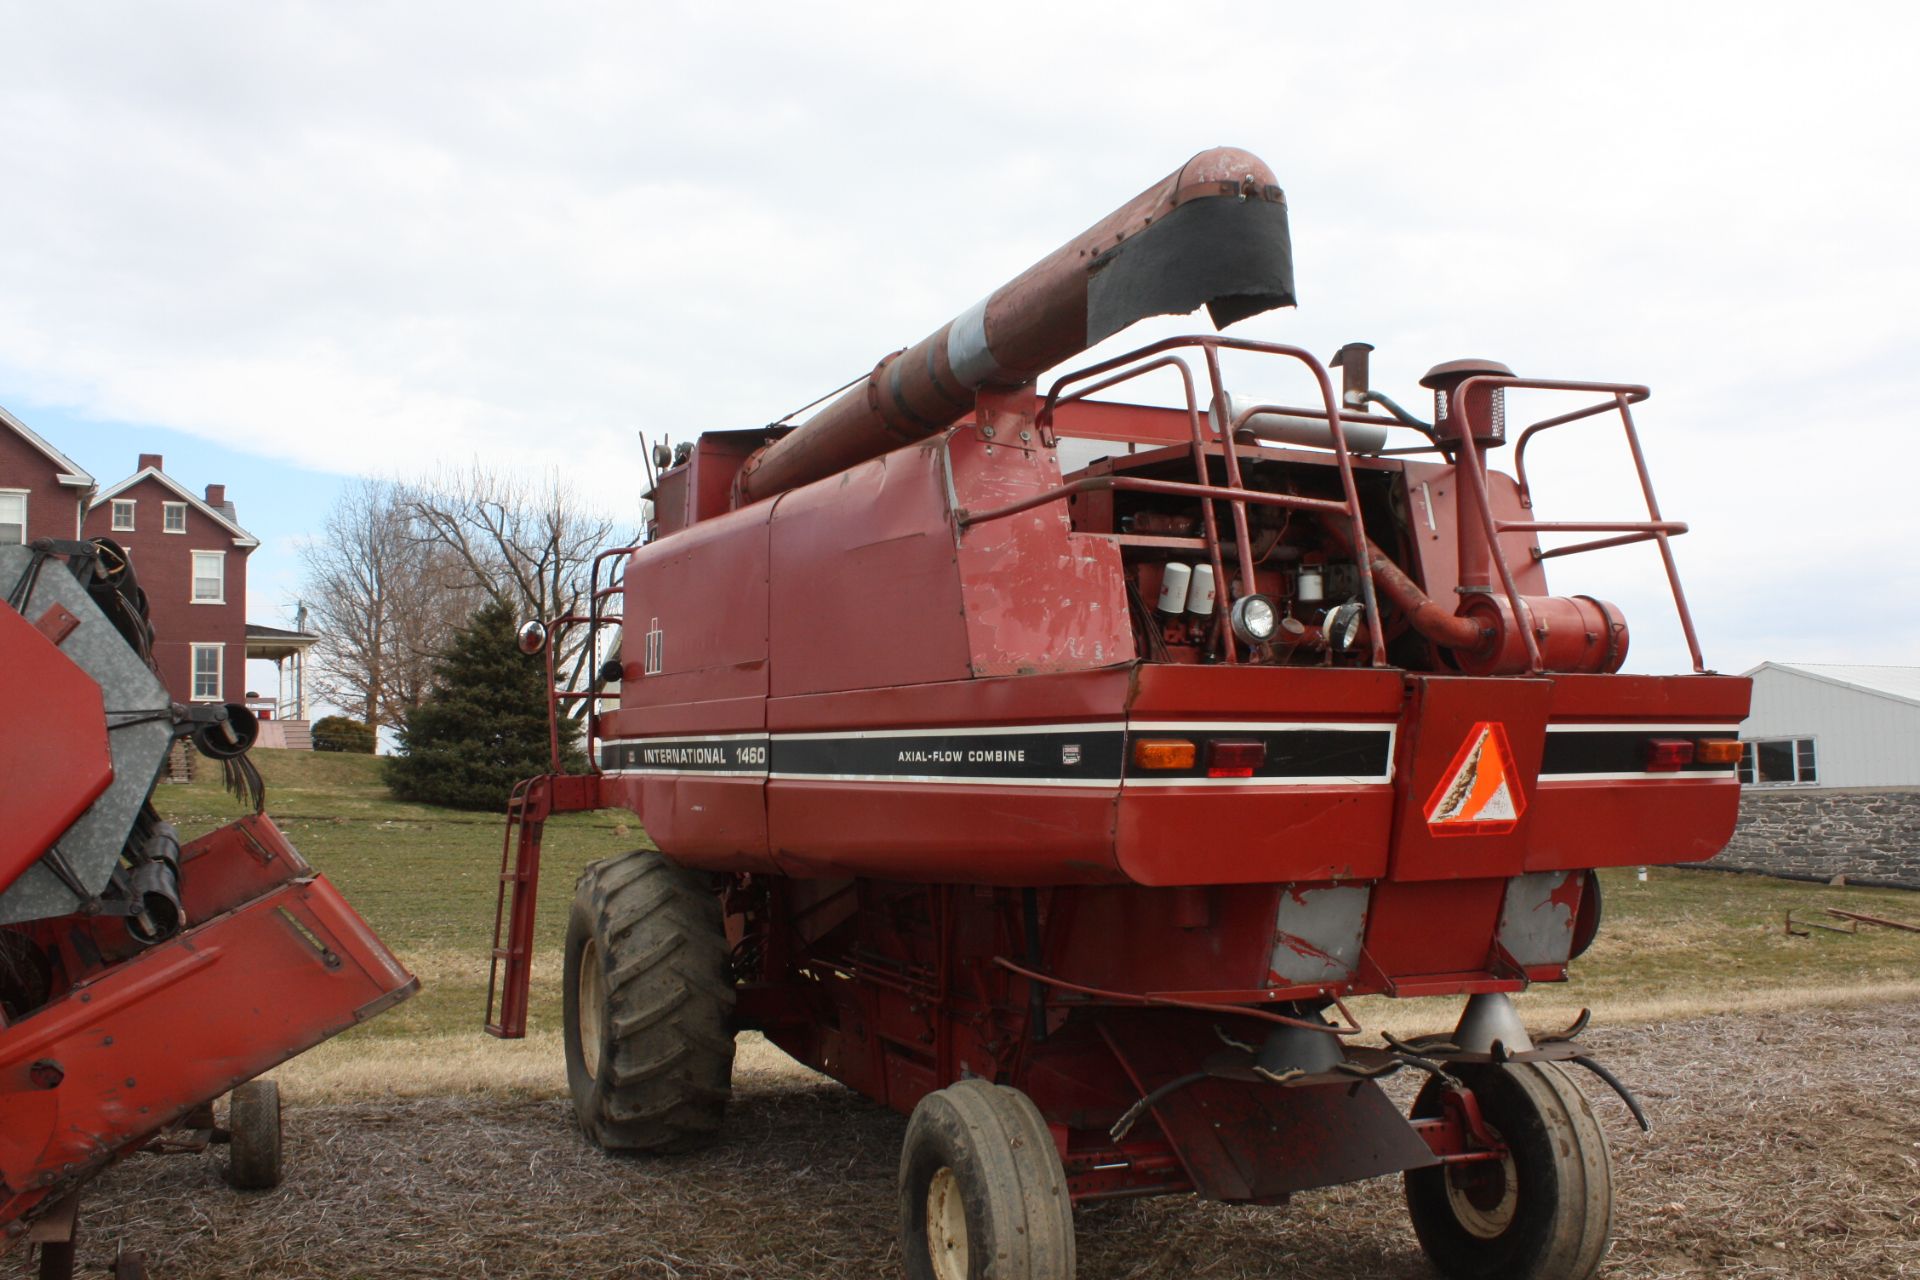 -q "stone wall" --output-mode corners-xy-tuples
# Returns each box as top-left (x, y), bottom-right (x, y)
(1707, 787), (1920, 889)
